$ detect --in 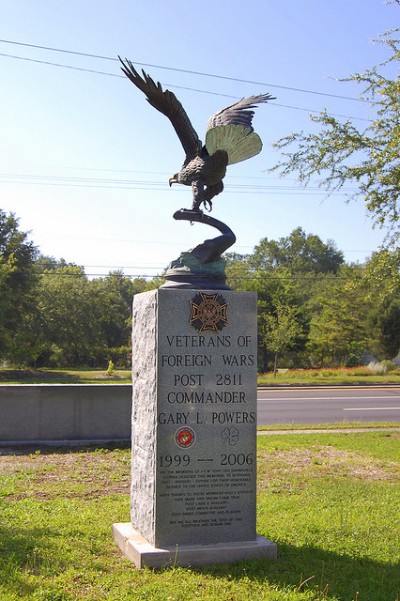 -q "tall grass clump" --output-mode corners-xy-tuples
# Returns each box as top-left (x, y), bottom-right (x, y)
(367, 360), (397, 375)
